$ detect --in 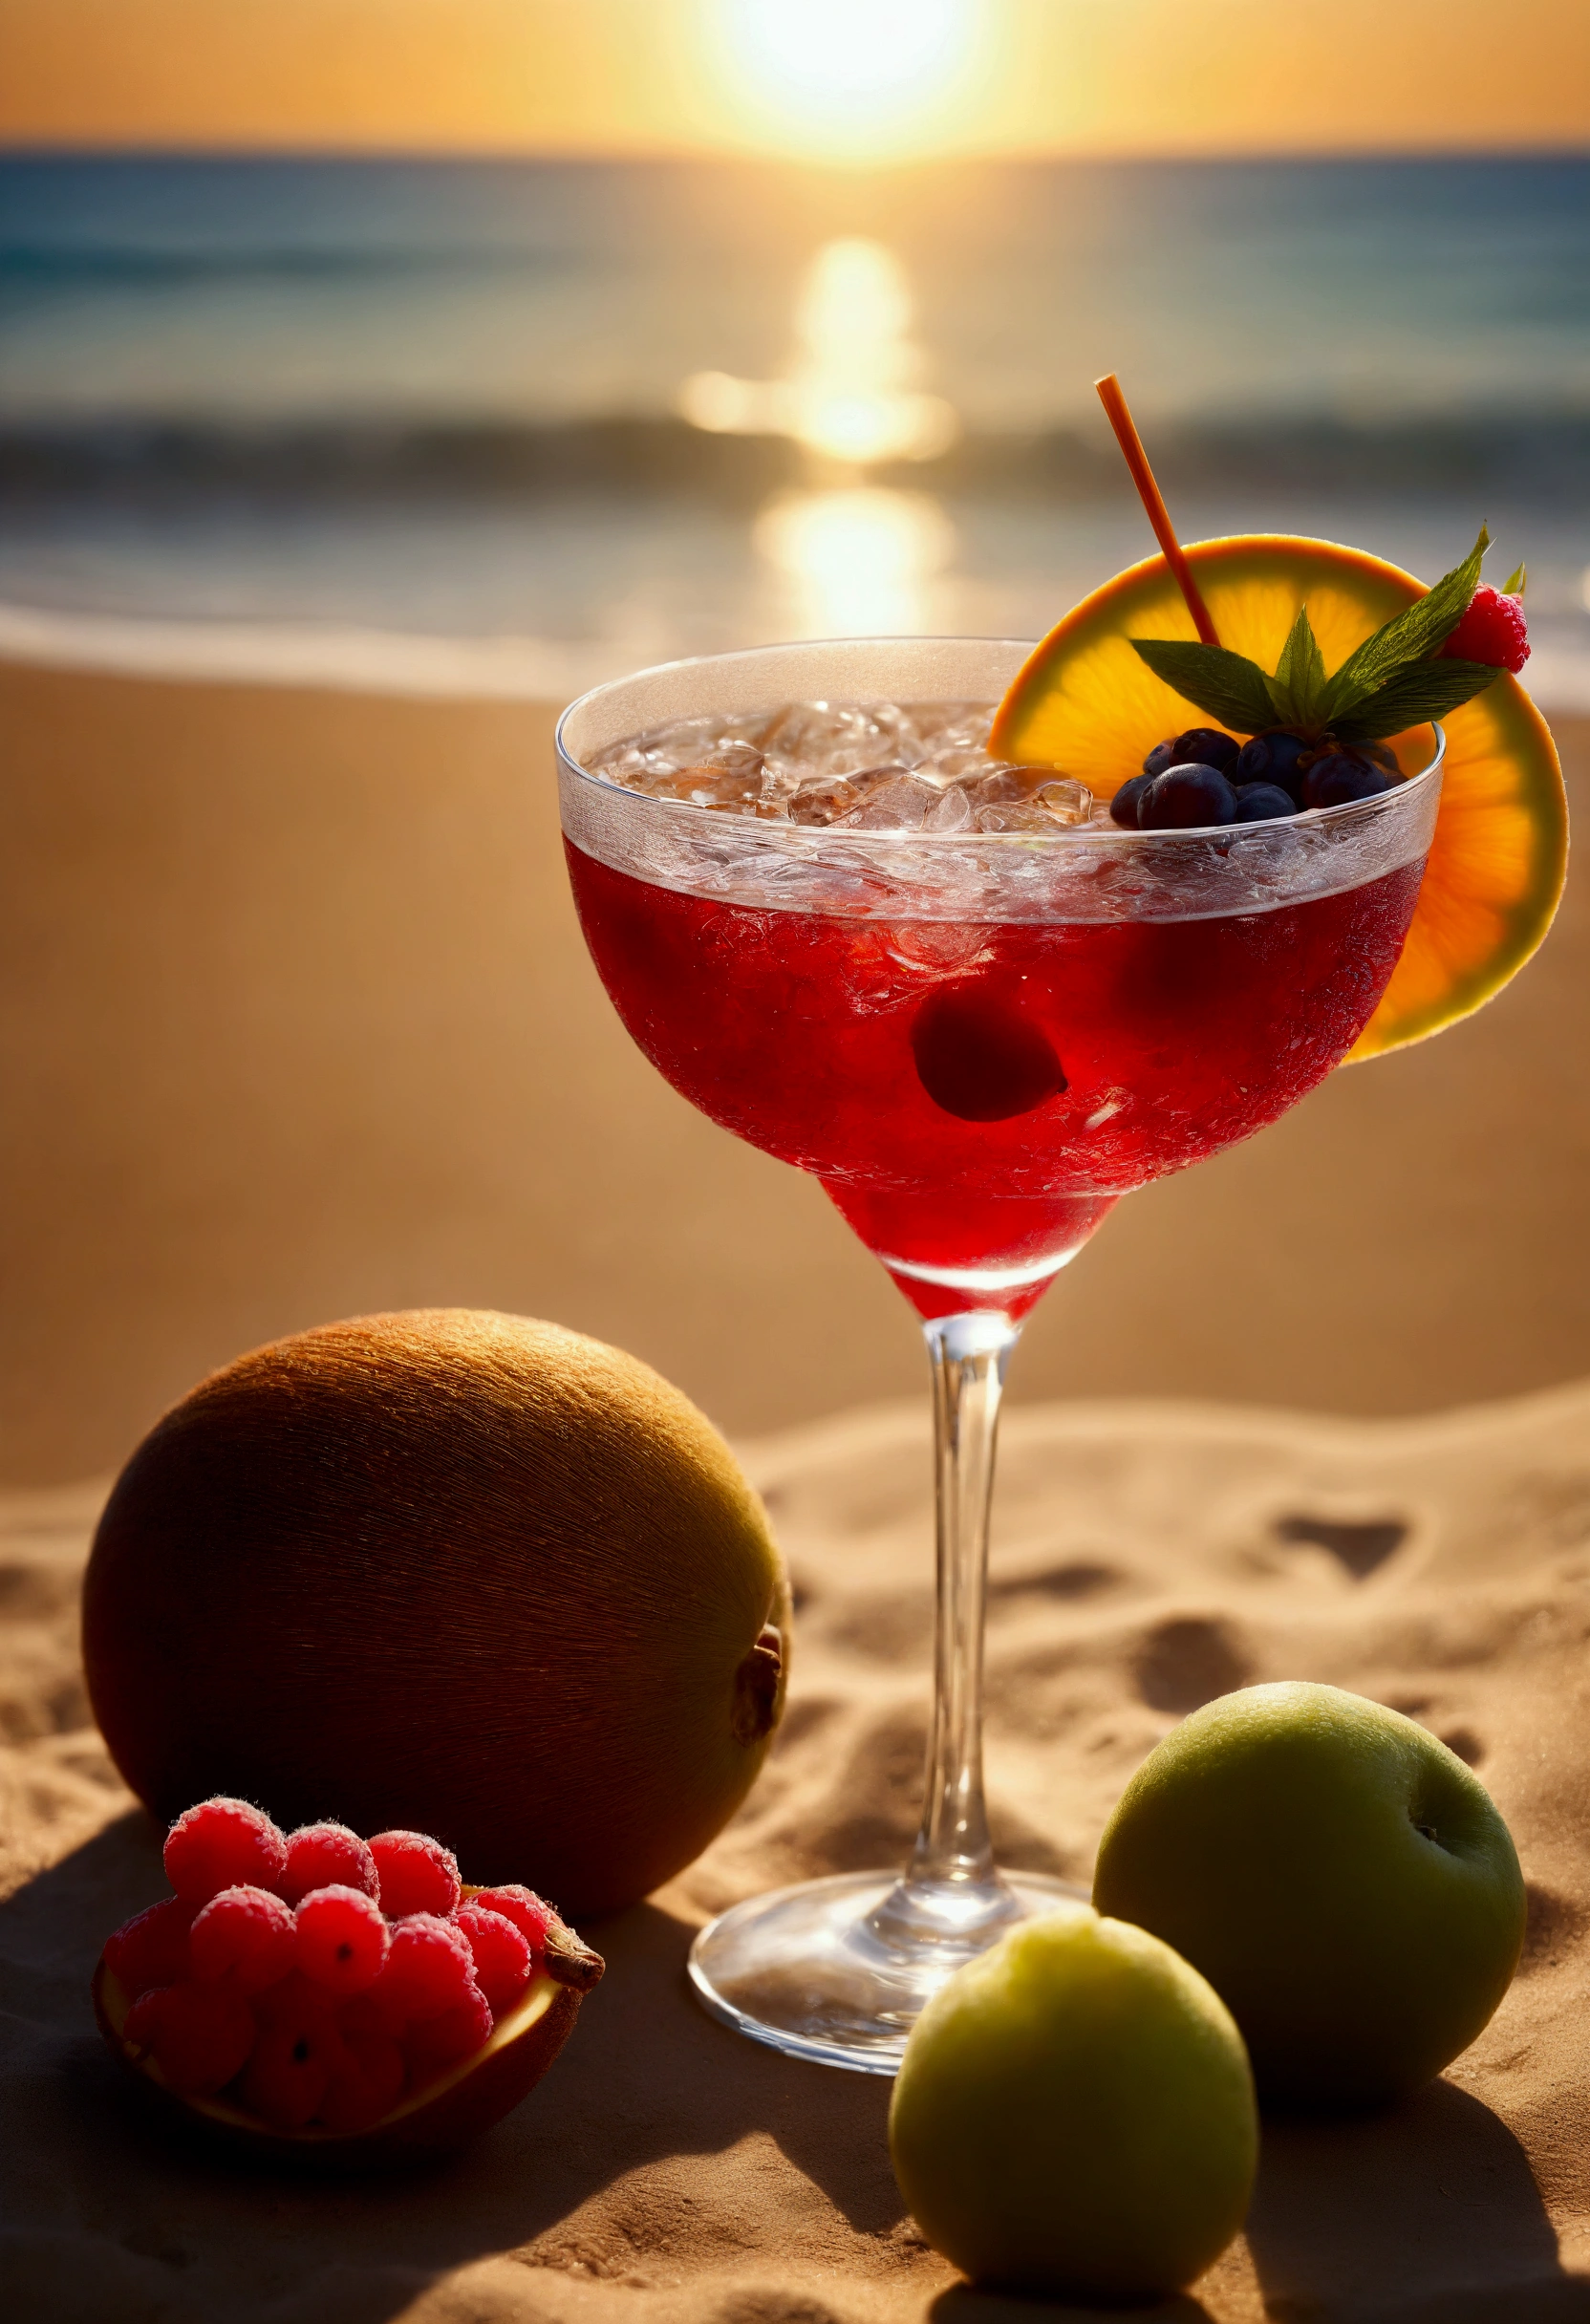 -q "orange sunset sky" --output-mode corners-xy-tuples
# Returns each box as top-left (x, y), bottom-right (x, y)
(2, 0), (1588, 162)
